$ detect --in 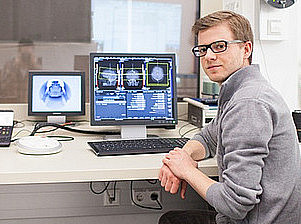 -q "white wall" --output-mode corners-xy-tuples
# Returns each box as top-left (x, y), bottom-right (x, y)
(298, 1), (301, 109)
(202, 0), (299, 110)
(201, 0), (223, 16)
(252, 0), (299, 111)
(240, 0), (299, 110)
